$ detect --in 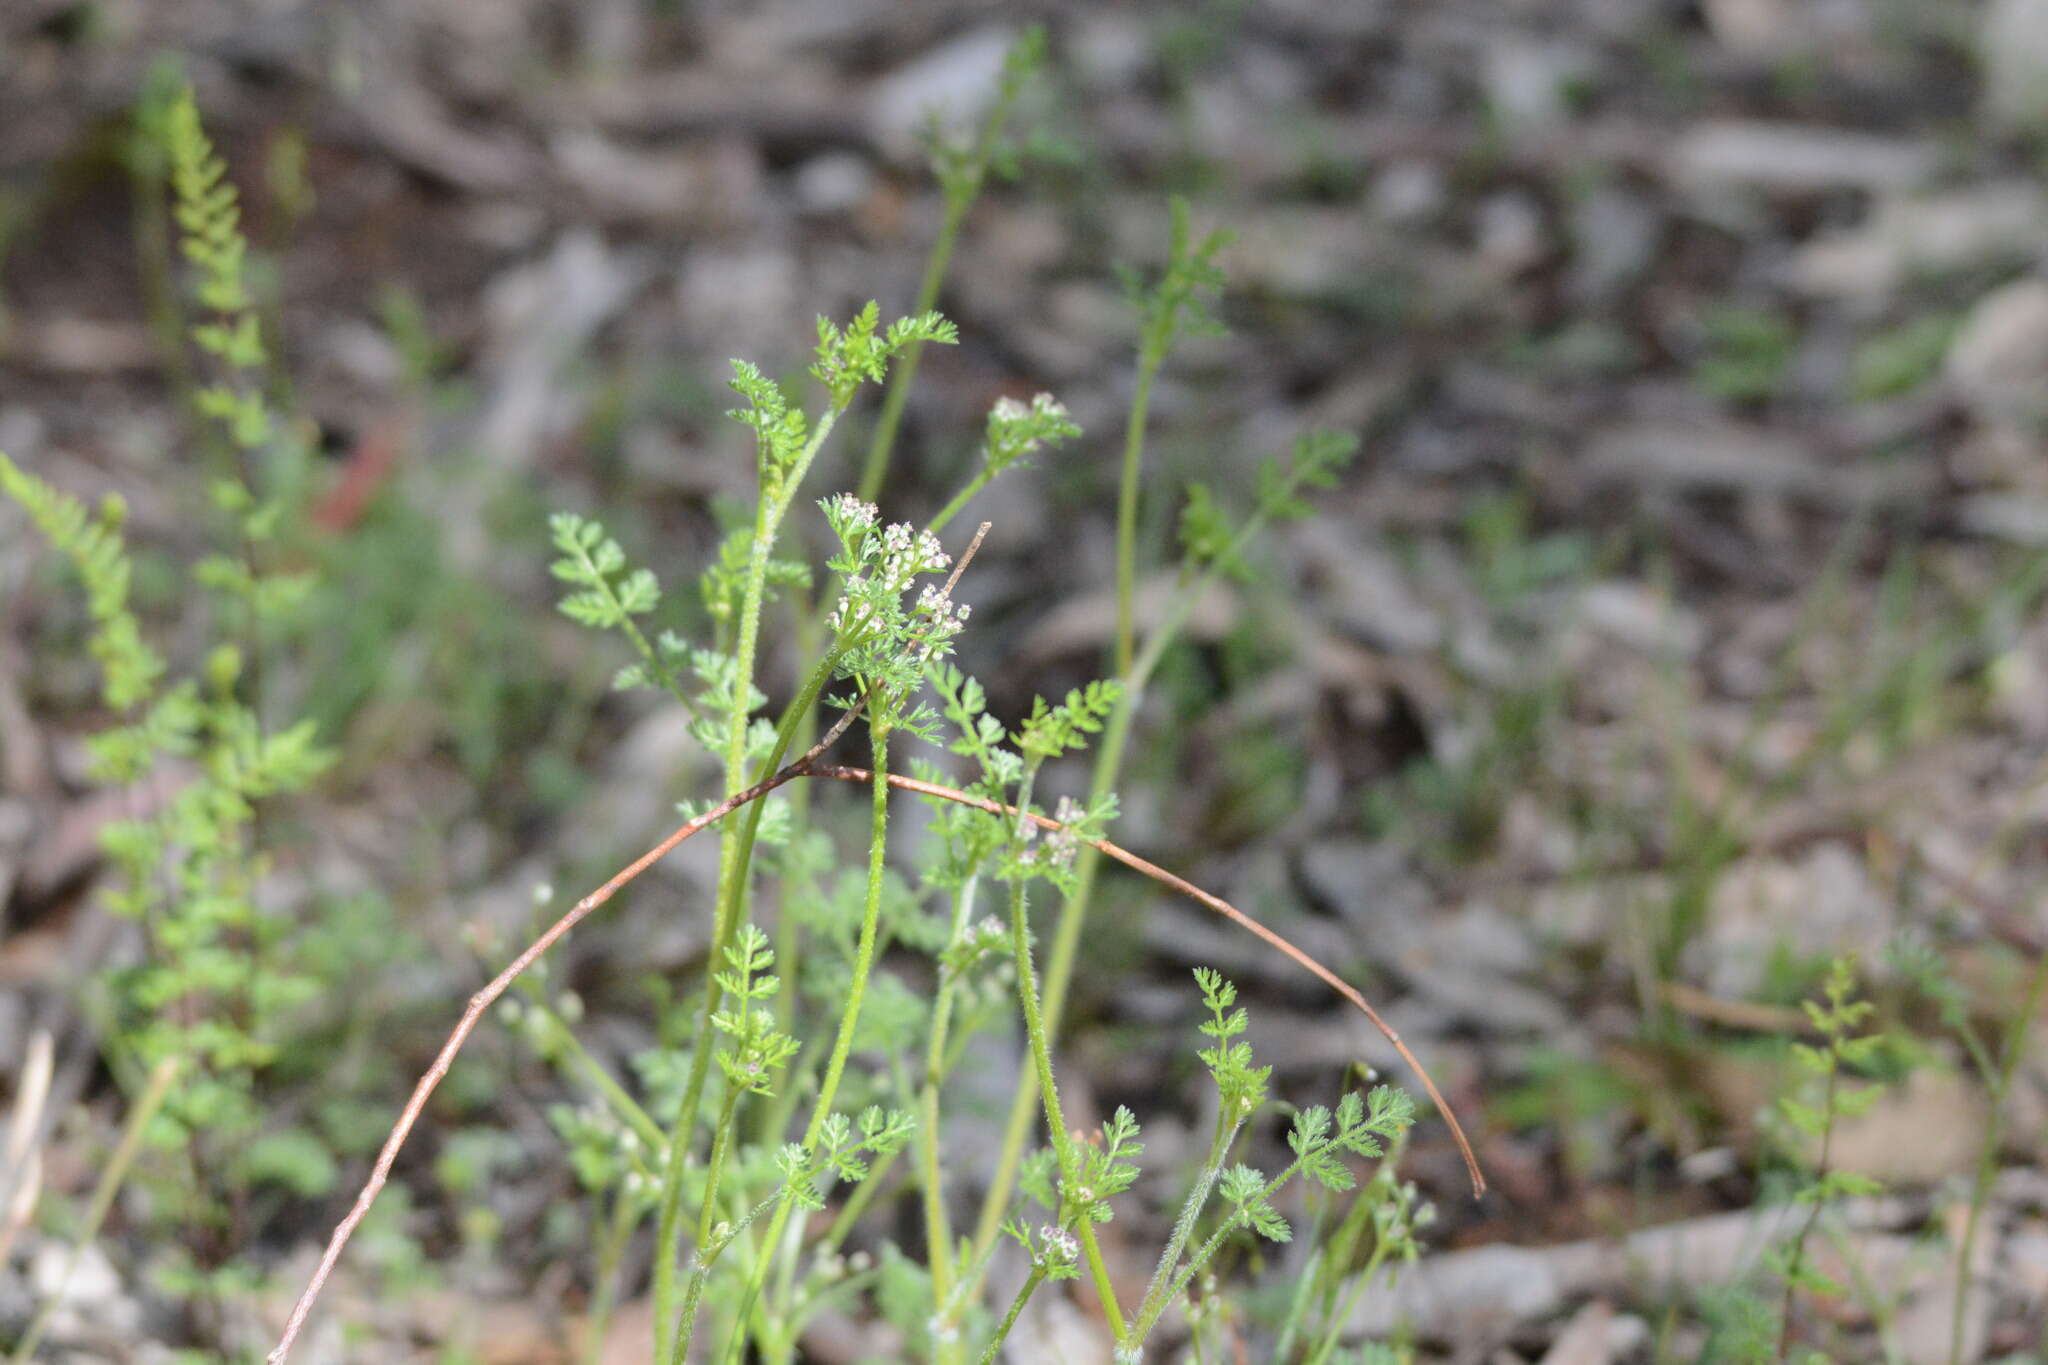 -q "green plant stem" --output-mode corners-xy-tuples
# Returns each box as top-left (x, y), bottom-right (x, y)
(717, 739), (894, 1365)
(920, 873), (982, 1314)
(1271, 1241), (1324, 1364)
(695, 1087), (746, 1245)
(1778, 1061), (1841, 1359)
(674, 1190), (780, 1363)
(970, 555), (1222, 1263)
(1130, 1114), (1243, 1341)
(772, 603), (828, 1040)
(582, 1184), (641, 1365)
(1134, 1148), (1313, 1350)
(655, 635), (840, 1360)
(927, 466), (998, 538)
(857, 243), (956, 505)
(807, 731), (892, 1156)
(10, 1055), (179, 1365)
(855, 59), (1031, 505)
(1951, 950), (2048, 1365)
(1000, 796), (1127, 1345)
(1113, 347), (1163, 678)
(977, 1266), (1047, 1365)
(531, 999), (666, 1150)
(1303, 1240), (1394, 1365)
